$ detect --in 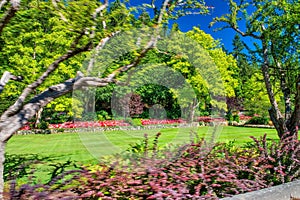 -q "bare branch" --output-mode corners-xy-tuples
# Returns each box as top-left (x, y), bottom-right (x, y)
(0, 0), (20, 34)
(93, 0), (108, 18)
(107, 0), (169, 80)
(87, 31), (119, 74)
(106, 42), (154, 81)
(231, 25), (261, 40)
(157, 0), (169, 26)
(289, 75), (300, 131)
(0, 71), (22, 94)
(0, 72), (114, 141)
(90, 0), (108, 39)
(0, 0), (8, 10)
(51, 0), (68, 22)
